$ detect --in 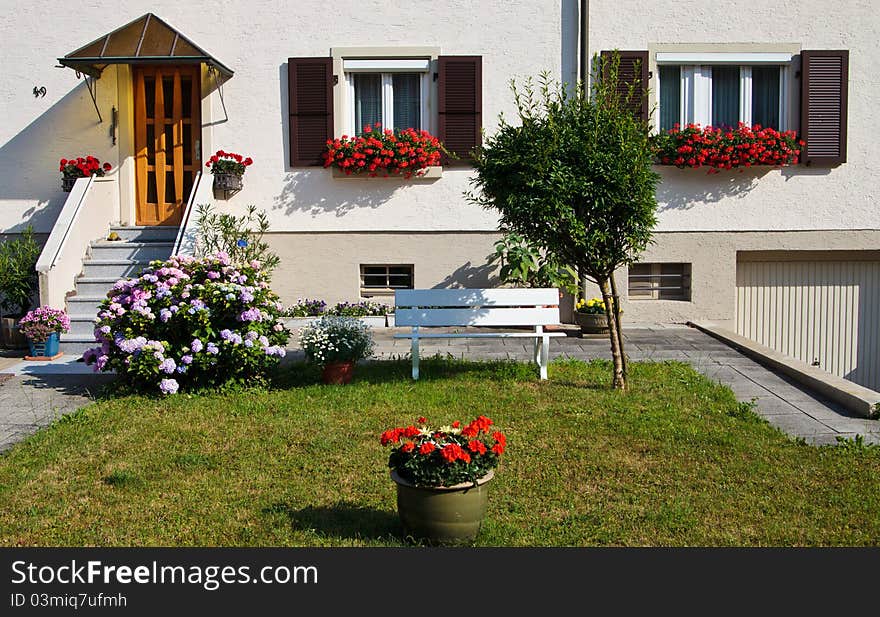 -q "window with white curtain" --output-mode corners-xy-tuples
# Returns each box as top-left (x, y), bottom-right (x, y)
(345, 59), (429, 134)
(656, 53), (790, 131)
